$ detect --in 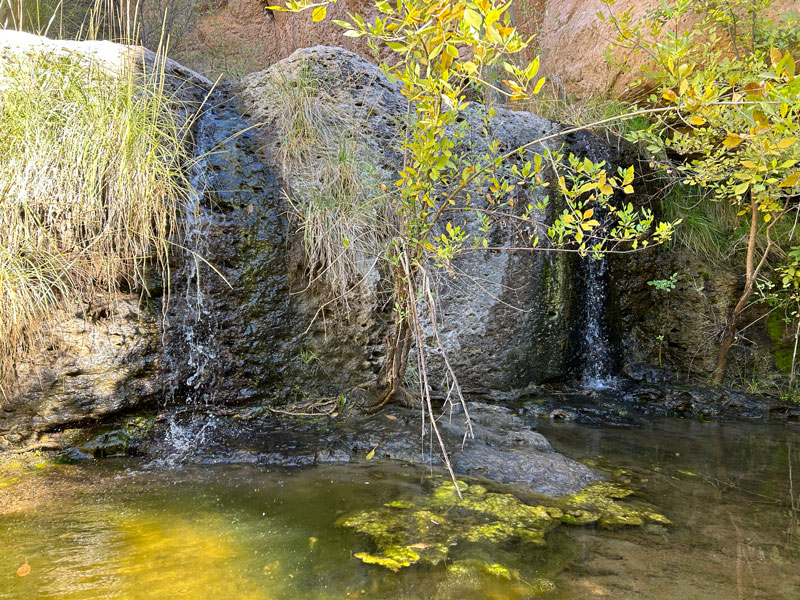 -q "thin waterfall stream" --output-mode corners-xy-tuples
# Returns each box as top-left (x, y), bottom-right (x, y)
(161, 100), (220, 461)
(579, 255), (616, 389)
(156, 83), (290, 462)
